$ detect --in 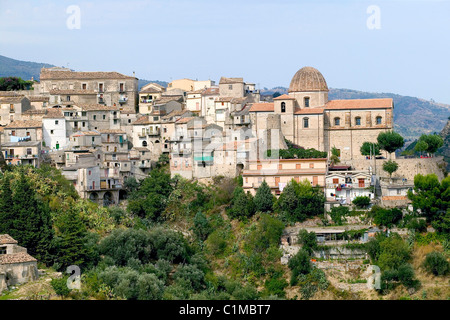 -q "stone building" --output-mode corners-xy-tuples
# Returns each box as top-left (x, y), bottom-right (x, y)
(0, 234), (38, 293)
(252, 67), (394, 160)
(38, 67), (138, 112)
(0, 95), (32, 125)
(242, 158), (327, 196)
